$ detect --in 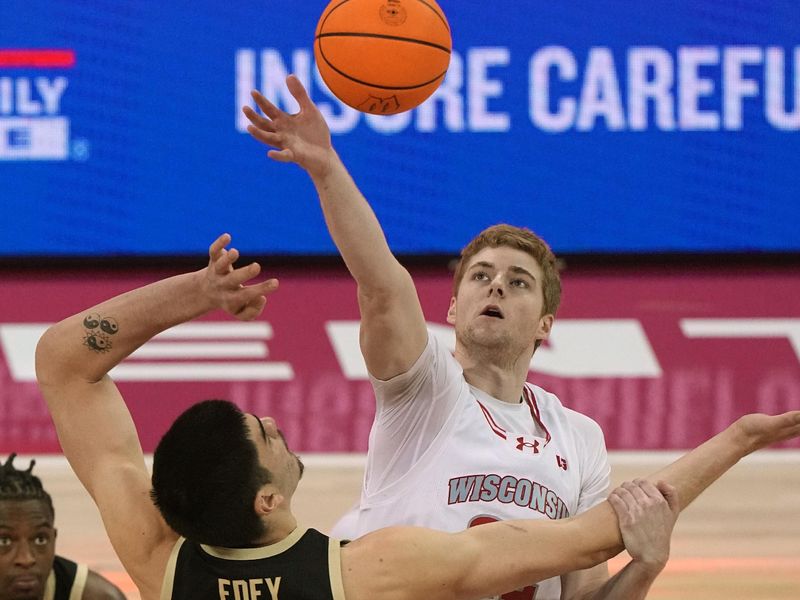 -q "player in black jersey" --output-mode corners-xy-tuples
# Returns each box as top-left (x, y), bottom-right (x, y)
(0, 454), (126, 600)
(35, 234), (800, 600)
